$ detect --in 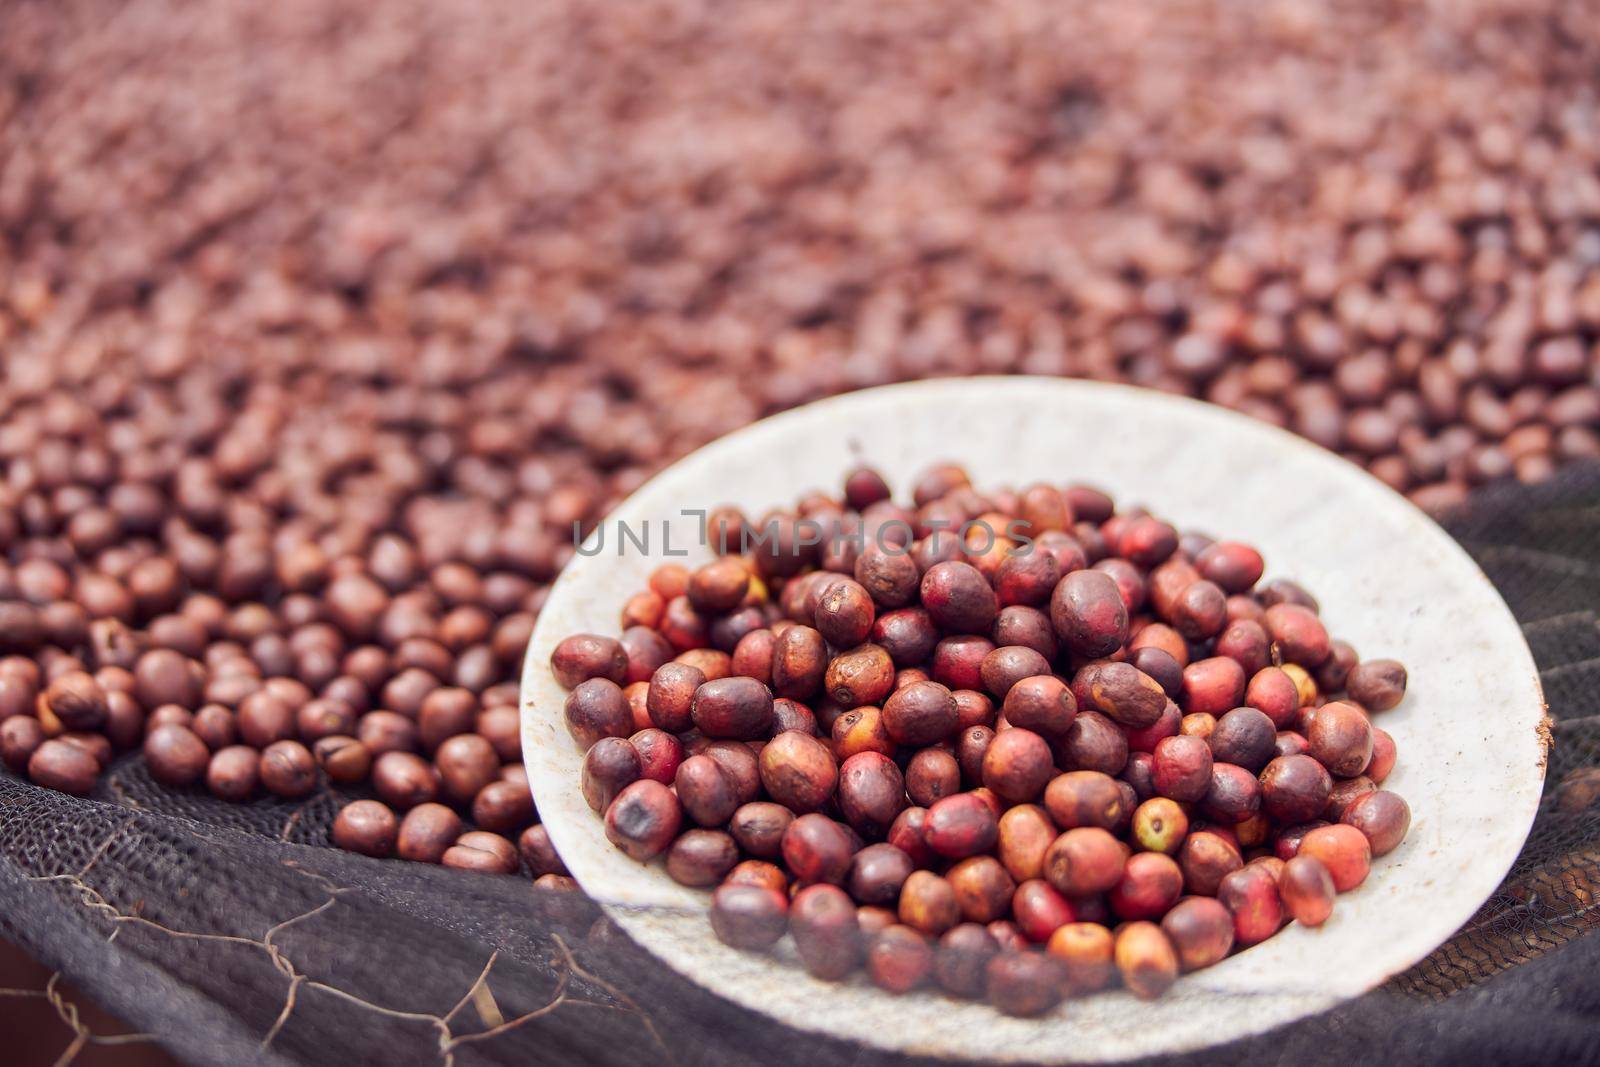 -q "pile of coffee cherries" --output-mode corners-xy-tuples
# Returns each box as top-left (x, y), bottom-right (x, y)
(552, 464), (1411, 1015)
(0, 554), (568, 885)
